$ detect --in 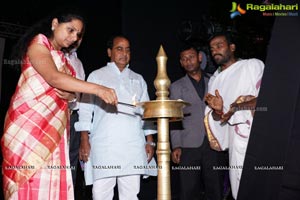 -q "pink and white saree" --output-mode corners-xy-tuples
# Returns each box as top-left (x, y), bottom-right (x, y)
(1, 34), (74, 200)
